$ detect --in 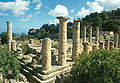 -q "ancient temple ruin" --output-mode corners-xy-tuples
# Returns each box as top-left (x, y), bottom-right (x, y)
(3, 16), (120, 83)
